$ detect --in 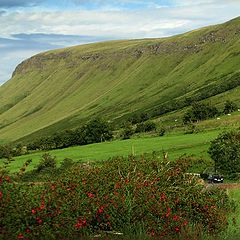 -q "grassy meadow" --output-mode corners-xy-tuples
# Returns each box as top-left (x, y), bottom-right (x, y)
(2, 129), (221, 173)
